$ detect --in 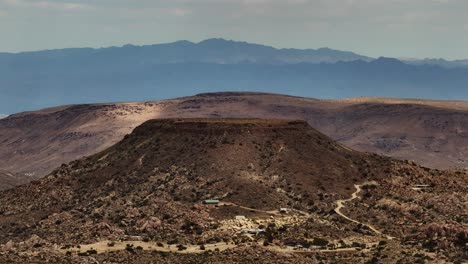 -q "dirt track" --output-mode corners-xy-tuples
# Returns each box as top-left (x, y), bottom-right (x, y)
(64, 239), (376, 256)
(334, 184), (395, 240)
